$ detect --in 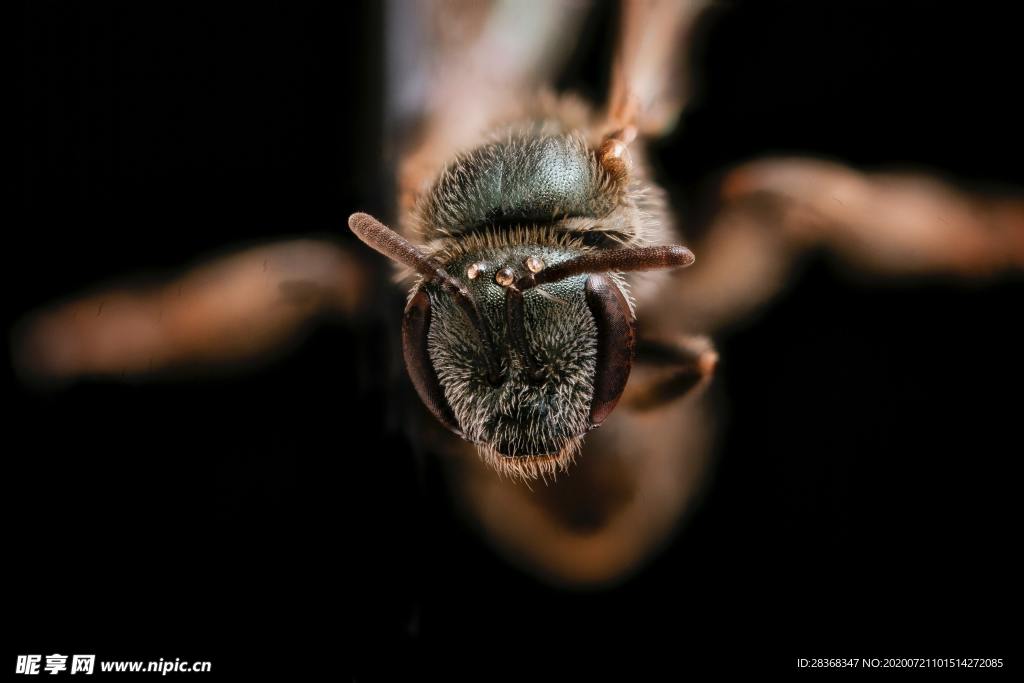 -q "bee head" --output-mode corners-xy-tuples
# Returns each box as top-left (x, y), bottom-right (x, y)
(408, 242), (635, 478)
(349, 213), (693, 480)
